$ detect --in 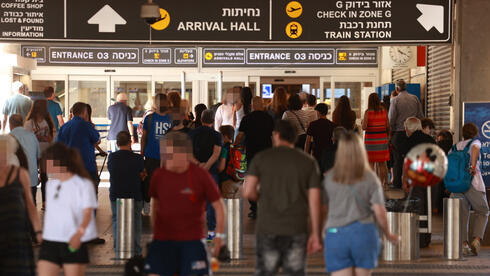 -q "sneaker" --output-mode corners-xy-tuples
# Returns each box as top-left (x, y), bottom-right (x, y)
(143, 202), (150, 216)
(470, 239), (481, 256)
(207, 231), (215, 242)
